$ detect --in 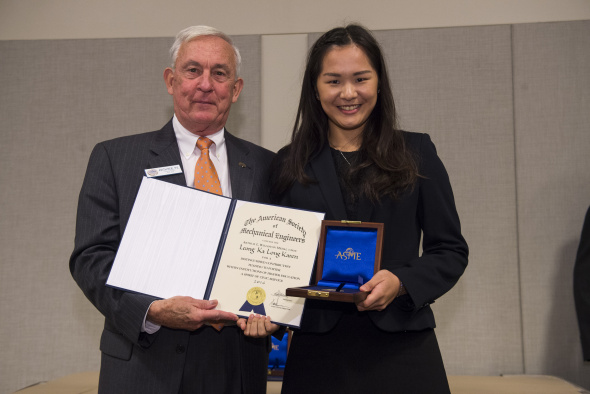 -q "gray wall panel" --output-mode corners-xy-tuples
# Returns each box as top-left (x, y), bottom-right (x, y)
(513, 20), (590, 389)
(0, 37), (174, 393)
(226, 35), (261, 144)
(375, 26), (521, 375)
